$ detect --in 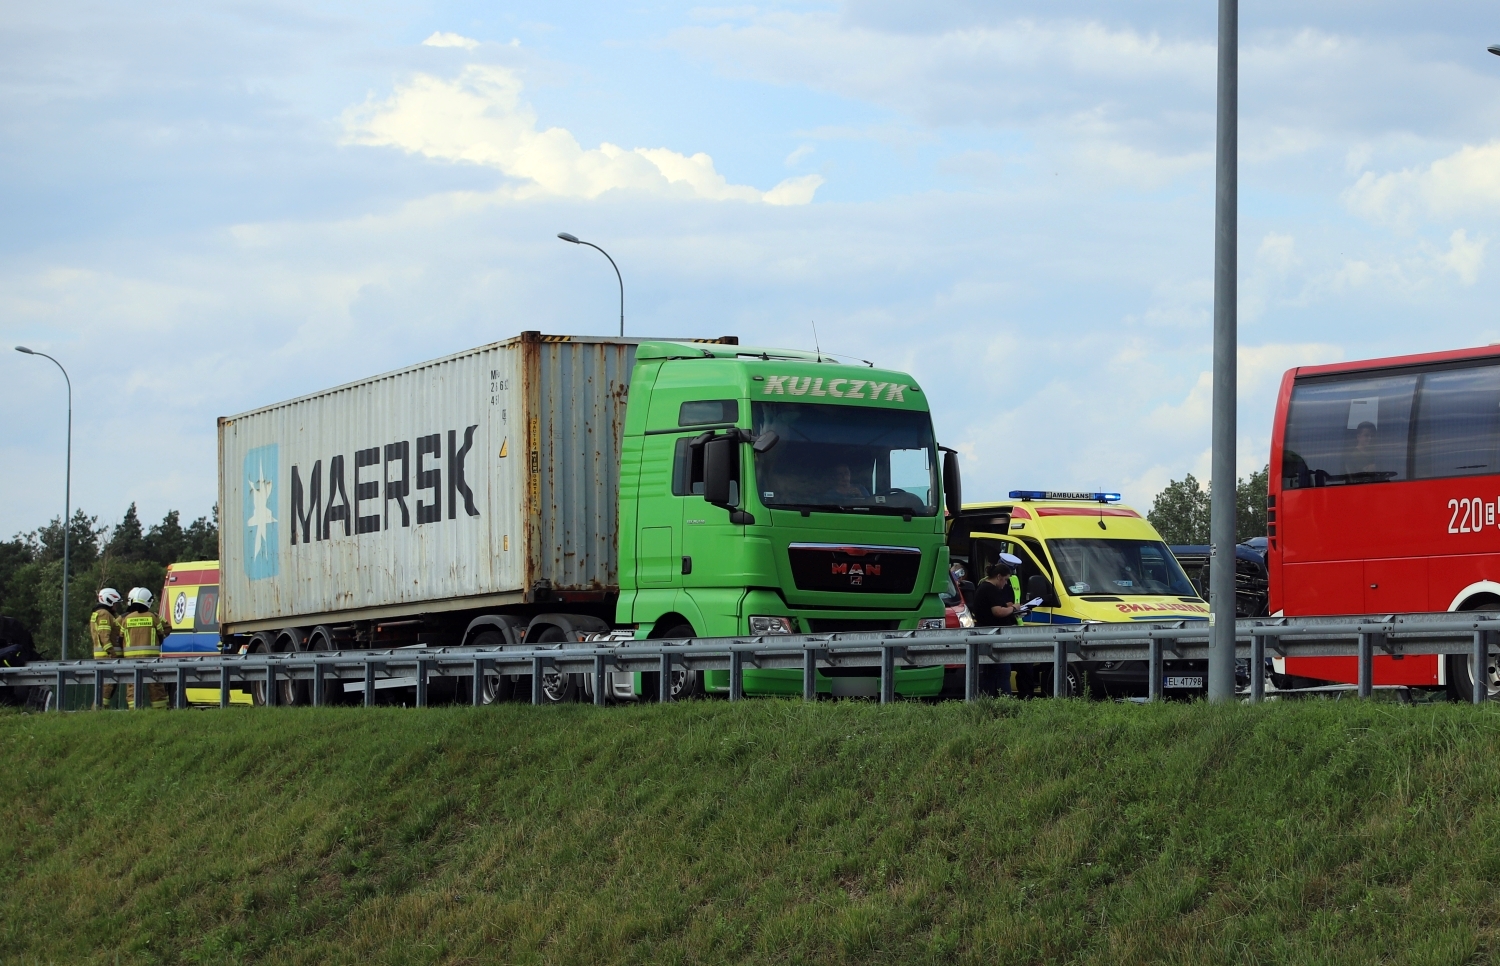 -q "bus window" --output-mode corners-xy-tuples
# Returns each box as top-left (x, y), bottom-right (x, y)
(1283, 372), (1416, 488)
(1412, 364), (1500, 480)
